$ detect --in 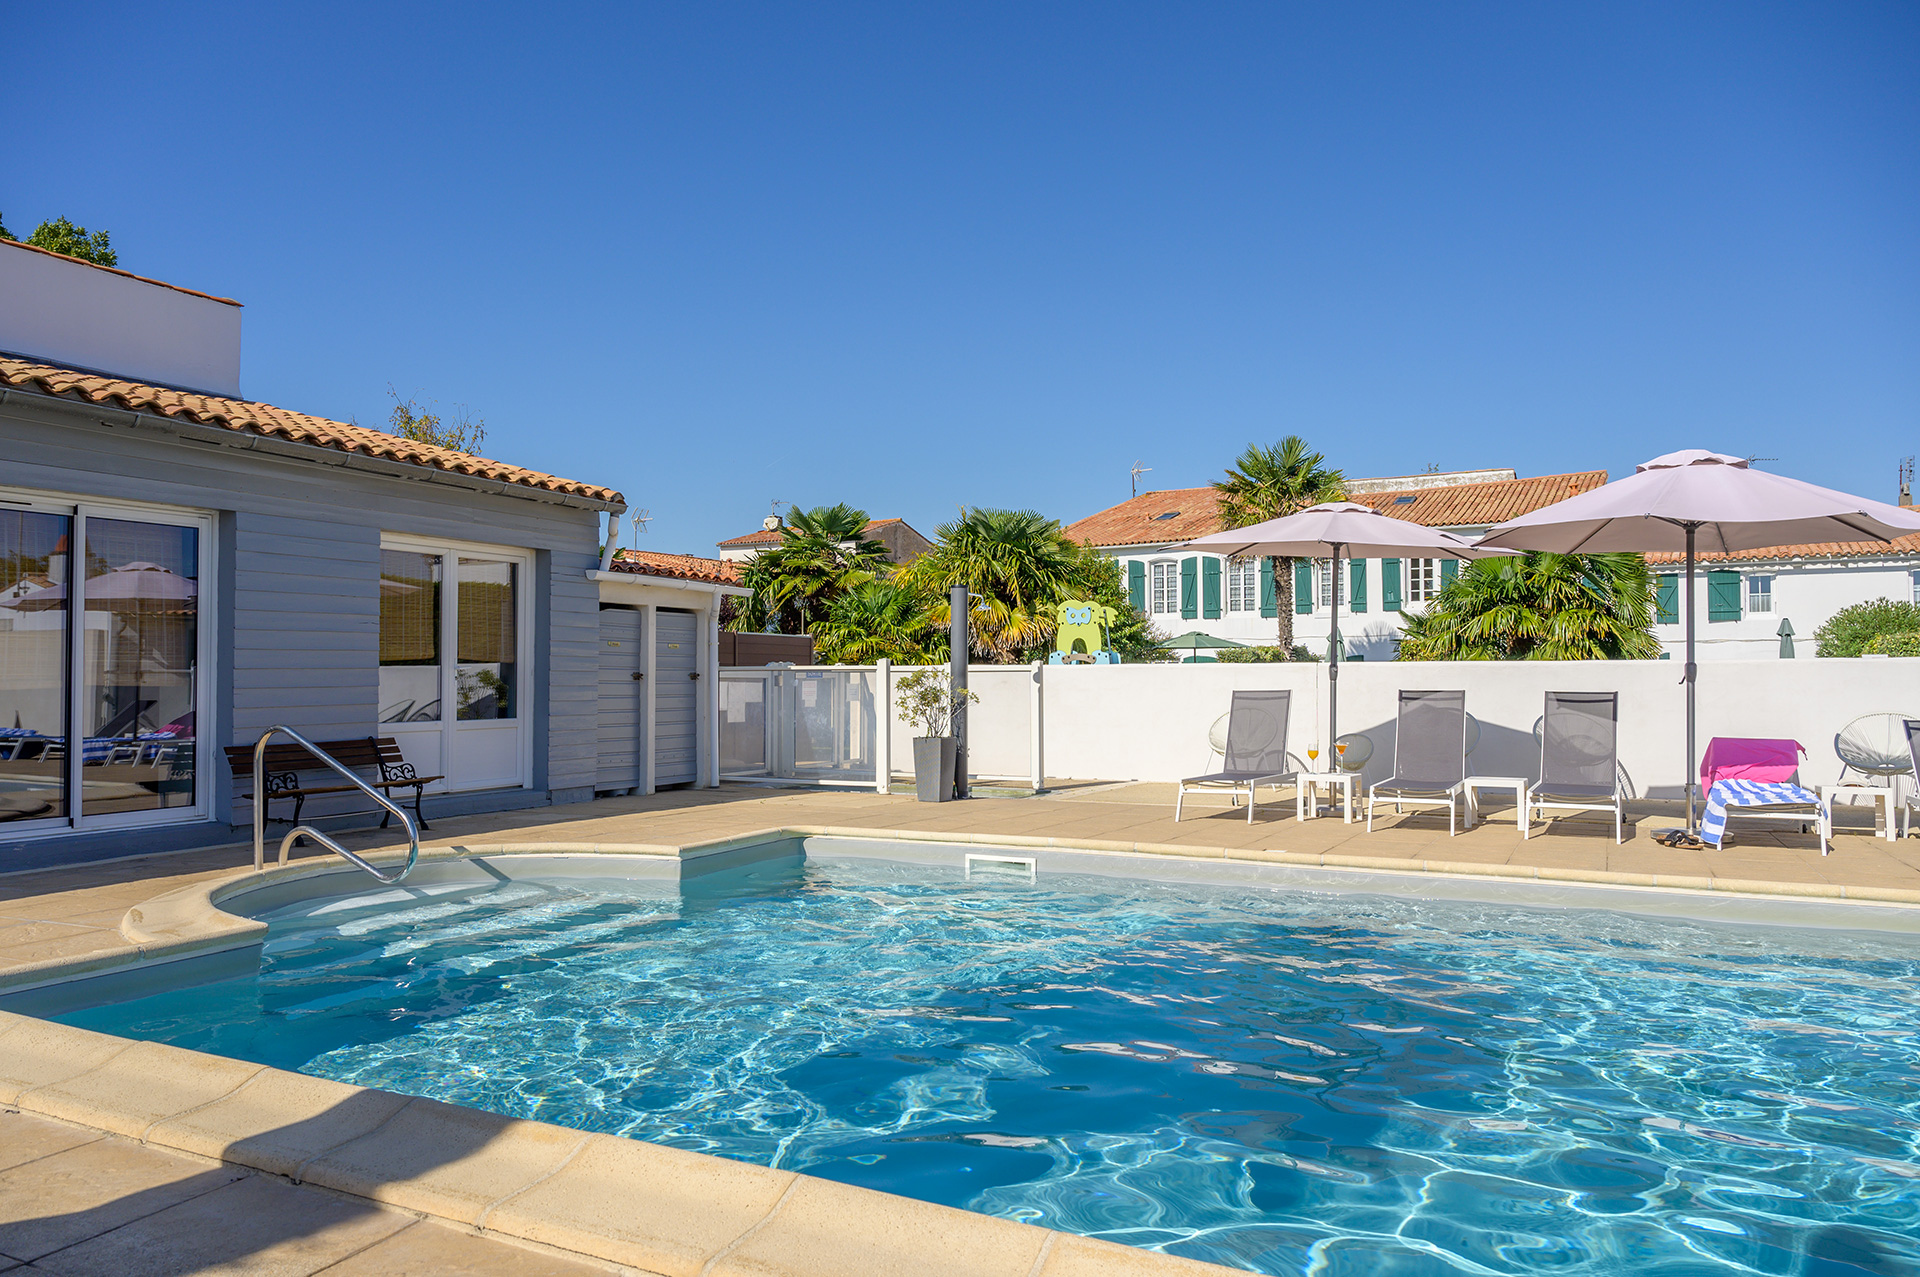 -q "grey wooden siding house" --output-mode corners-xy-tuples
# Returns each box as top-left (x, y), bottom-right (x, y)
(0, 240), (643, 871)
